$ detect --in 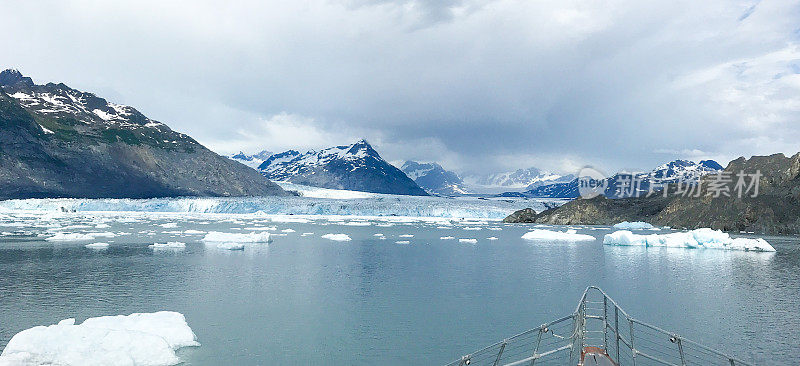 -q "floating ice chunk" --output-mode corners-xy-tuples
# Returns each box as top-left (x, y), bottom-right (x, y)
(95, 224), (110, 229)
(373, 233), (384, 237)
(202, 231), (272, 243)
(182, 230), (205, 235)
(85, 242), (109, 249)
(395, 240), (410, 244)
(216, 242), (245, 251)
(521, 229), (596, 242)
(0, 311), (198, 366)
(244, 227), (276, 231)
(150, 242), (186, 249)
(612, 221), (656, 230)
(602, 229), (776, 252)
(281, 229), (296, 233)
(459, 238), (478, 244)
(487, 237), (498, 240)
(487, 227), (502, 231)
(463, 227), (482, 231)
(321, 233), (351, 241)
(343, 221), (371, 226)
(399, 234), (414, 238)
(160, 223), (178, 228)
(376, 223), (395, 227)
(46, 232), (116, 241)
(440, 236), (455, 240)
(270, 217), (311, 223)
(301, 232), (314, 236)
